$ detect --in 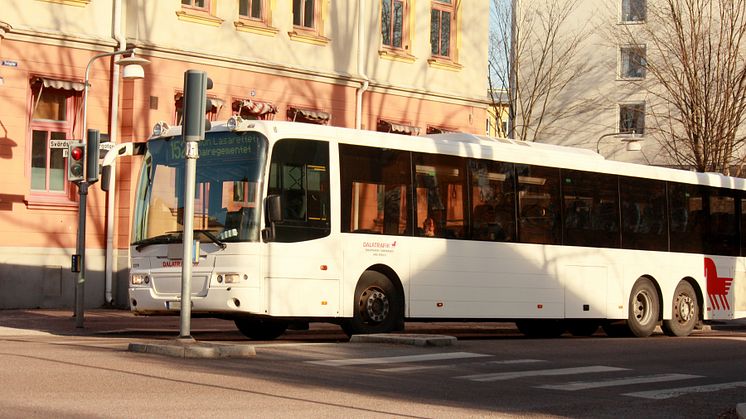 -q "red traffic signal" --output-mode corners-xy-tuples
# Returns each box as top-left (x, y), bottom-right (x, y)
(67, 141), (85, 182)
(70, 146), (84, 161)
